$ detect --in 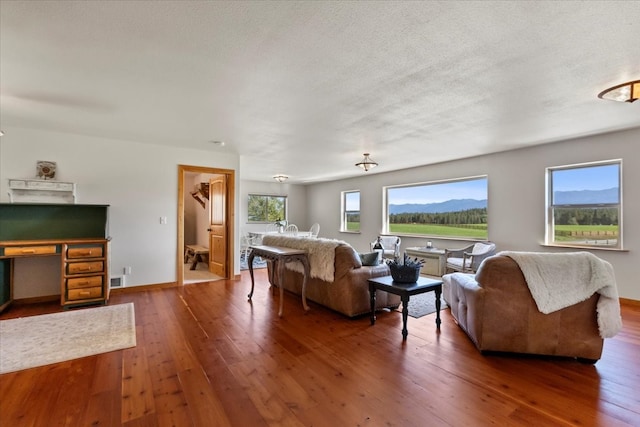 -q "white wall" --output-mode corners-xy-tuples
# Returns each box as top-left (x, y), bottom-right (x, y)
(305, 128), (640, 300)
(0, 127), (240, 297)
